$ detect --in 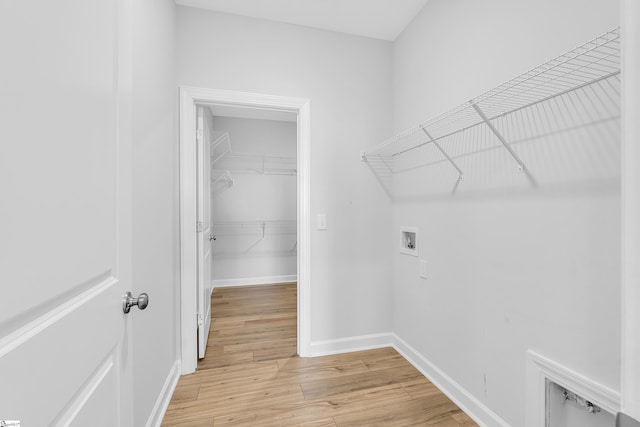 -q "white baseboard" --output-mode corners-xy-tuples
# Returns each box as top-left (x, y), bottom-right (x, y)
(307, 332), (508, 425)
(391, 334), (510, 427)
(309, 332), (393, 357)
(146, 360), (181, 427)
(212, 275), (297, 288)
